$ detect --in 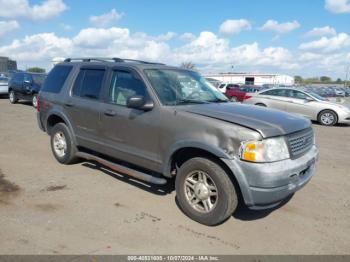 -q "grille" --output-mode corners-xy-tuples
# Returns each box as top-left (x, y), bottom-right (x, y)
(287, 128), (314, 159)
